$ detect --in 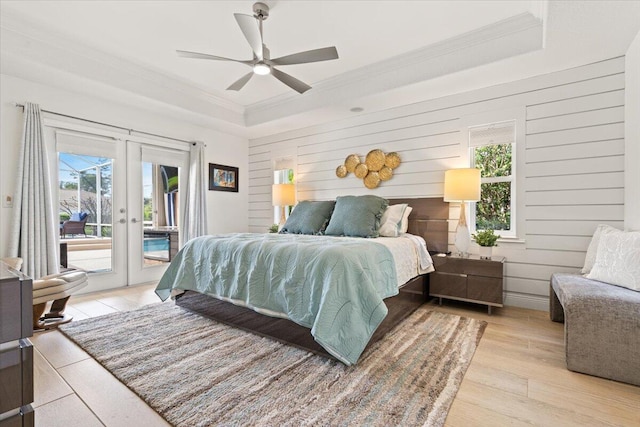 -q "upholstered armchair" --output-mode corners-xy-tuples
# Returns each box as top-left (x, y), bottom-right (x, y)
(2, 257), (88, 330)
(60, 212), (89, 237)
